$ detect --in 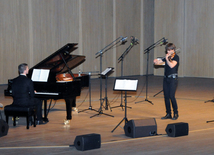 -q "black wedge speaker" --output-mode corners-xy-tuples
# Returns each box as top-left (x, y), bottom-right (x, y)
(0, 119), (9, 137)
(165, 122), (189, 137)
(124, 118), (157, 138)
(74, 133), (101, 151)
